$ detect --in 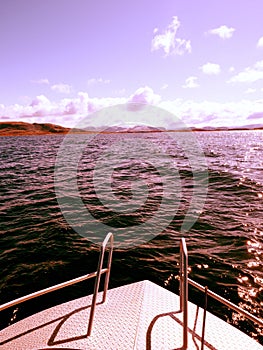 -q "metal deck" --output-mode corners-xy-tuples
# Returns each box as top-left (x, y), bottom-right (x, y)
(0, 280), (262, 349)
